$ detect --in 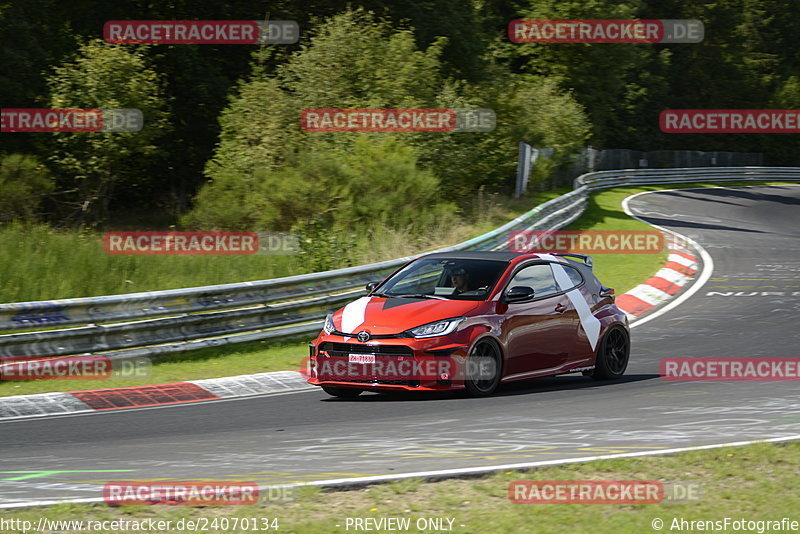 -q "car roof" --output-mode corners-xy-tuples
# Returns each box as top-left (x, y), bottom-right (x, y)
(420, 250), (591, 270)
(420, 250), (527, 261)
